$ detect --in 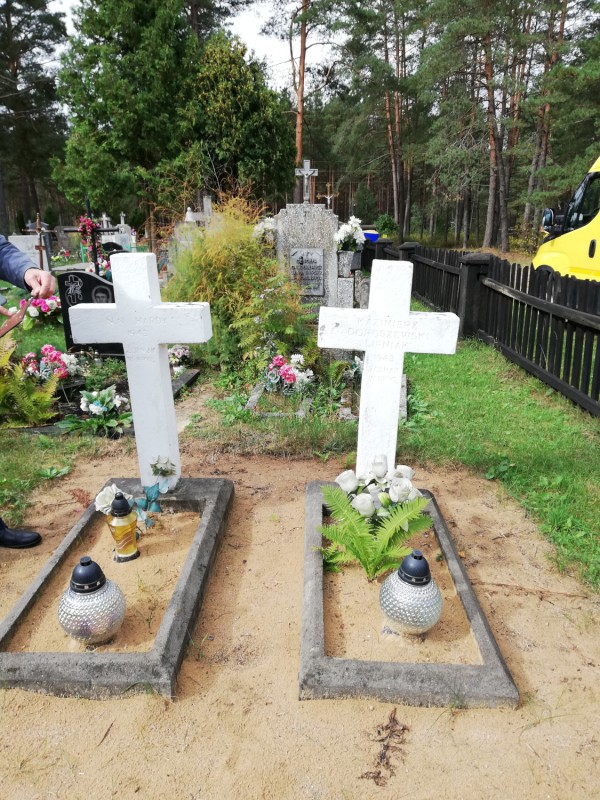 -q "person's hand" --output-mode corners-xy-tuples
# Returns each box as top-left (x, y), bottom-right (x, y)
(24, 268), (56, 299)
